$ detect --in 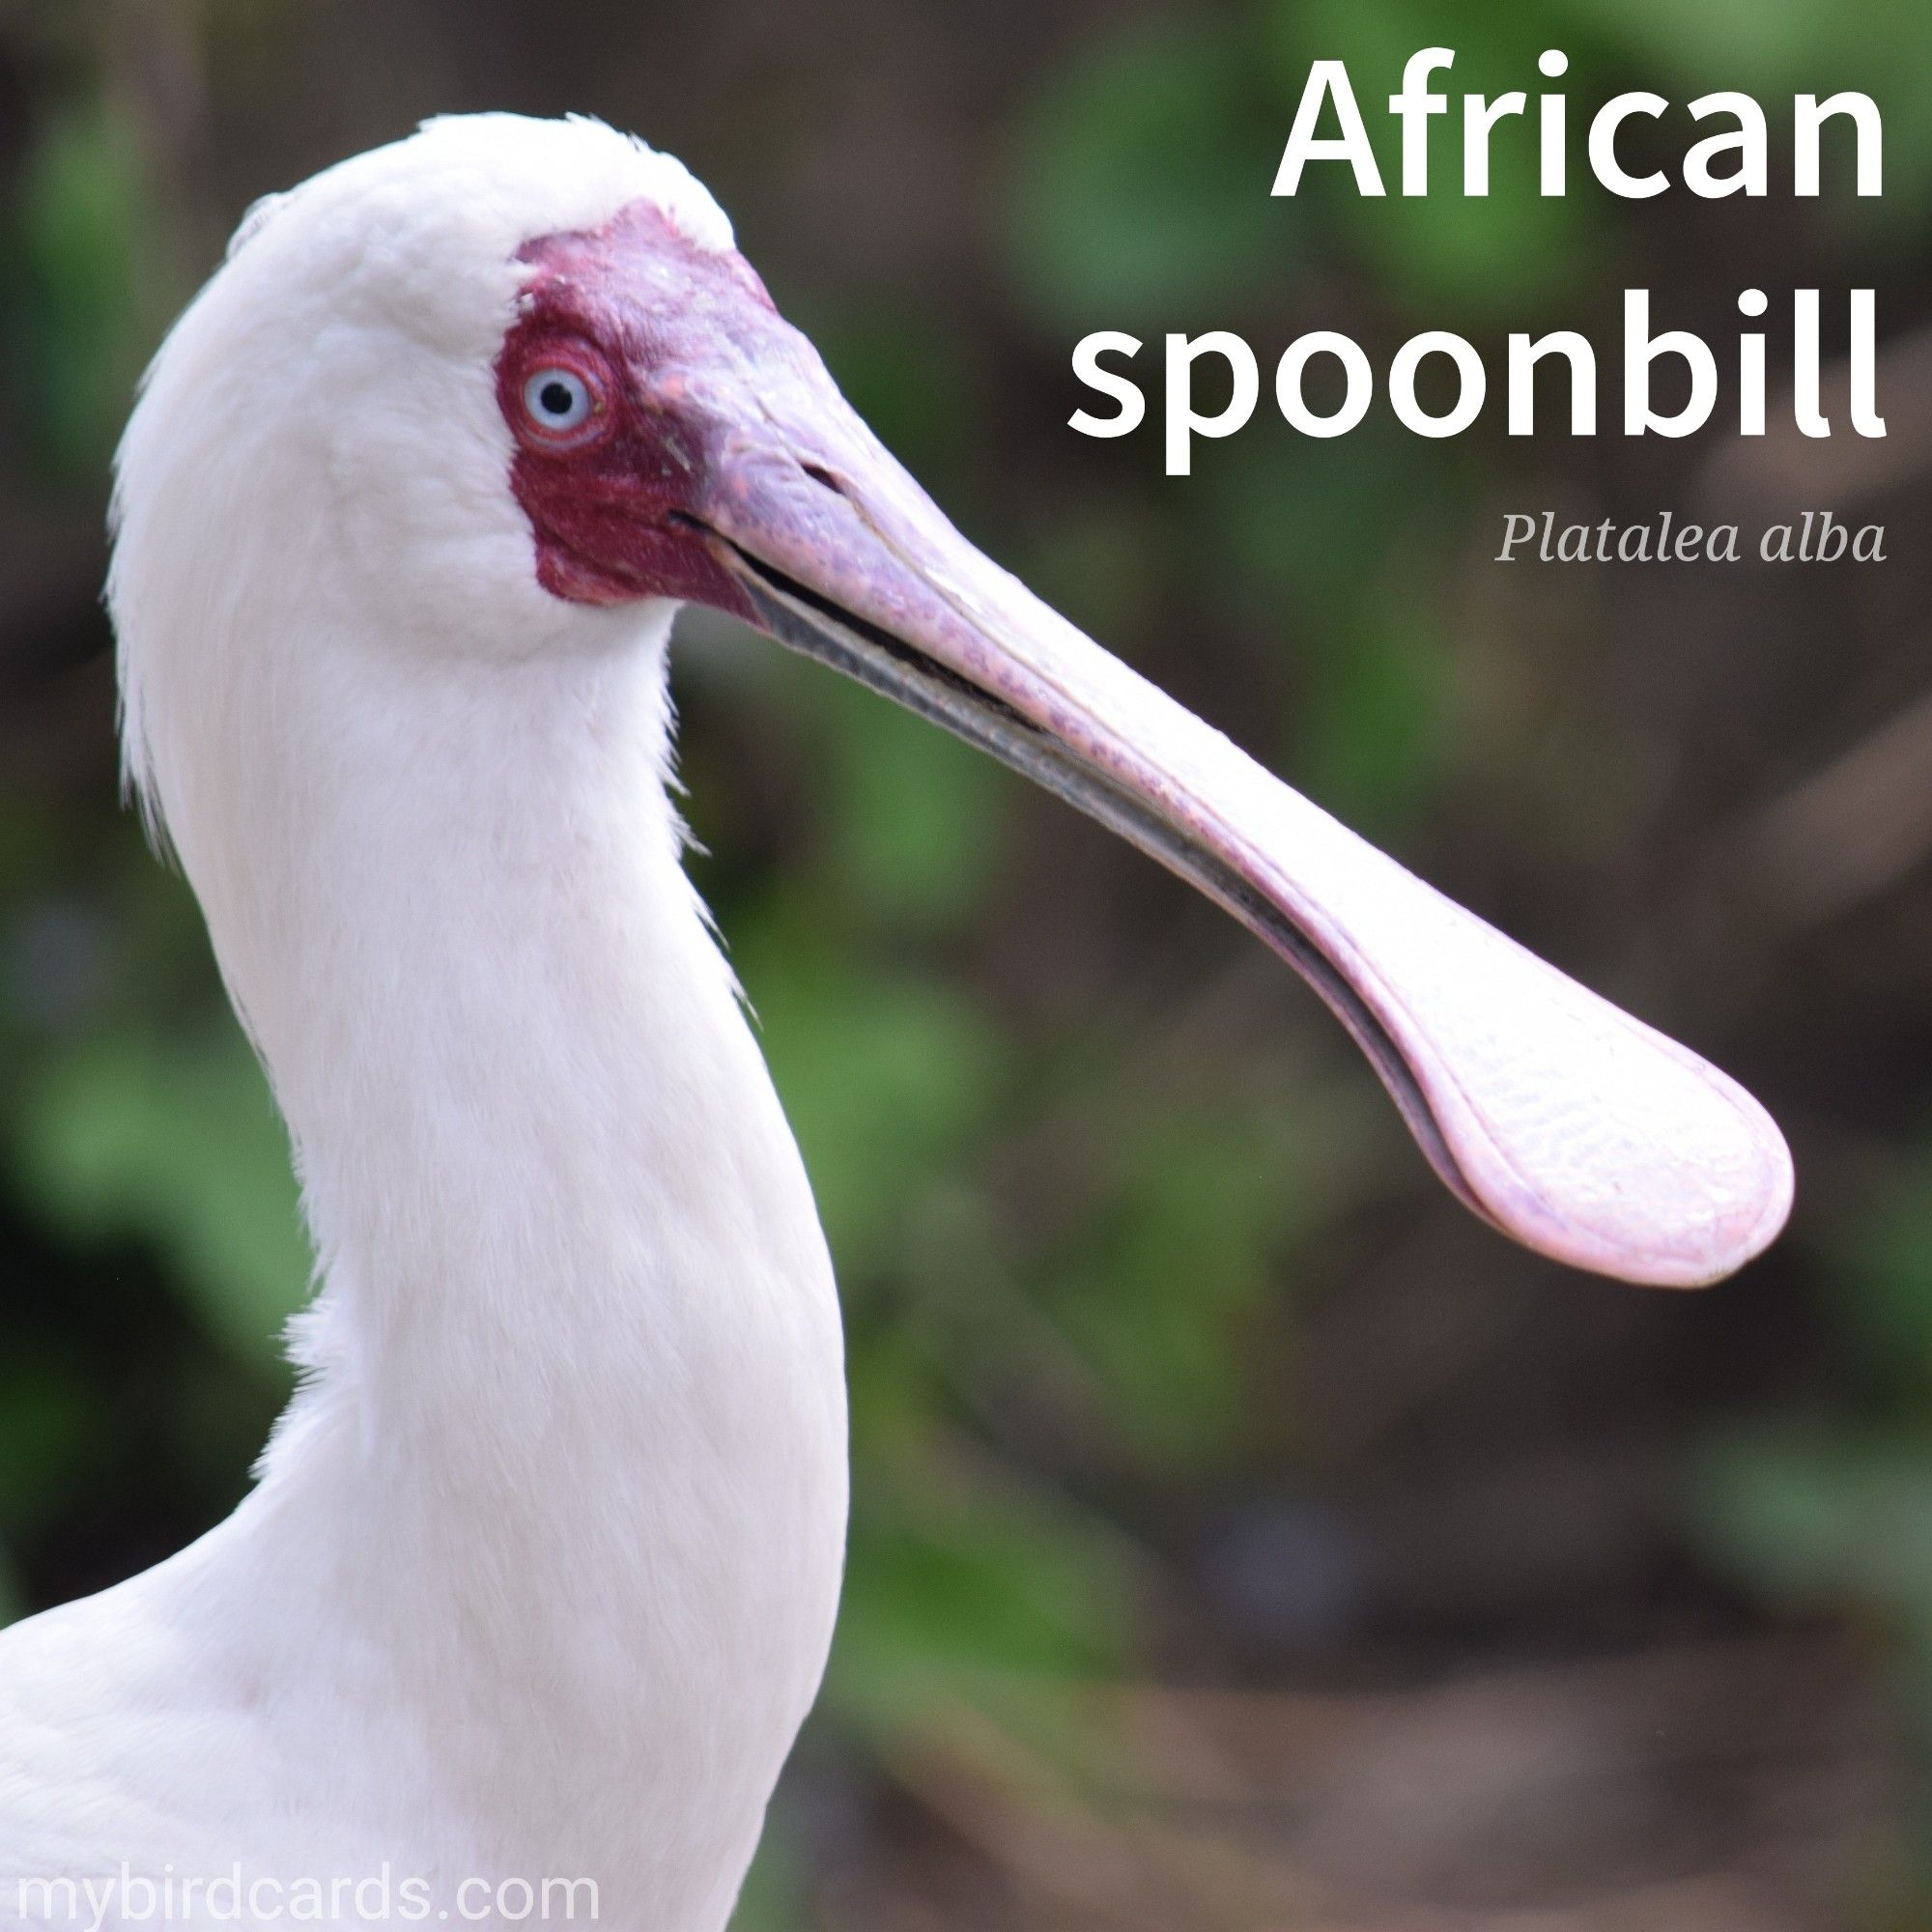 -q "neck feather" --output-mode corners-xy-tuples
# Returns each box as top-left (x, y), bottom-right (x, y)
(136, 603), (848, 1904)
